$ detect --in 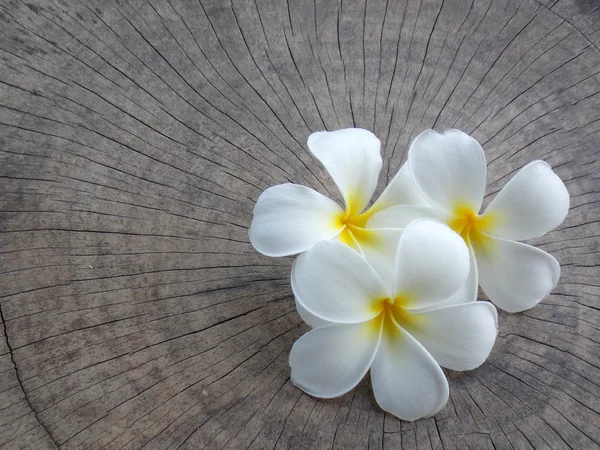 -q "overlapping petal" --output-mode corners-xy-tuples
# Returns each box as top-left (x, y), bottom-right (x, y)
(292, 241), (389, 323)
(409, 129), (487, 214)
(354, 227), (403, 288)
(369, 163), (429, 213)
(295, 297), (331, 329)
(483, 161), (570, 241)
(308, 128), (382, 214)
(436, 244), (479, 307)
(367, 205), (448, 230)
(290, 322), (381, 398)
(370, 319), (449, 421)
(249, 184), (344, 257)
(393, 220), (470, 308)
(405, 302), (498, 371)
(476, 237), (560, 312)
